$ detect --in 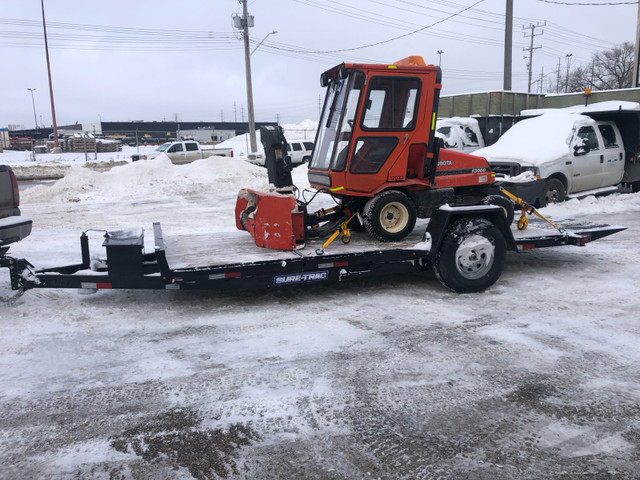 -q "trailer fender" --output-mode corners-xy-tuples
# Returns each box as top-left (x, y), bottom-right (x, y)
(426, 205), (517, 262)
